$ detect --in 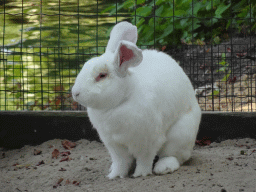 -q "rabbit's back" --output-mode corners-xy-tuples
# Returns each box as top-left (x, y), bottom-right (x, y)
(134, 50), (190, 86)
(130, 50), (197, 116)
